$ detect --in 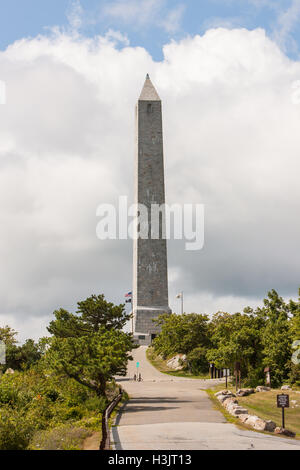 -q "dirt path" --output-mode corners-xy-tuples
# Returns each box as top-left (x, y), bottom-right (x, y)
(82, 432), (101, 451)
